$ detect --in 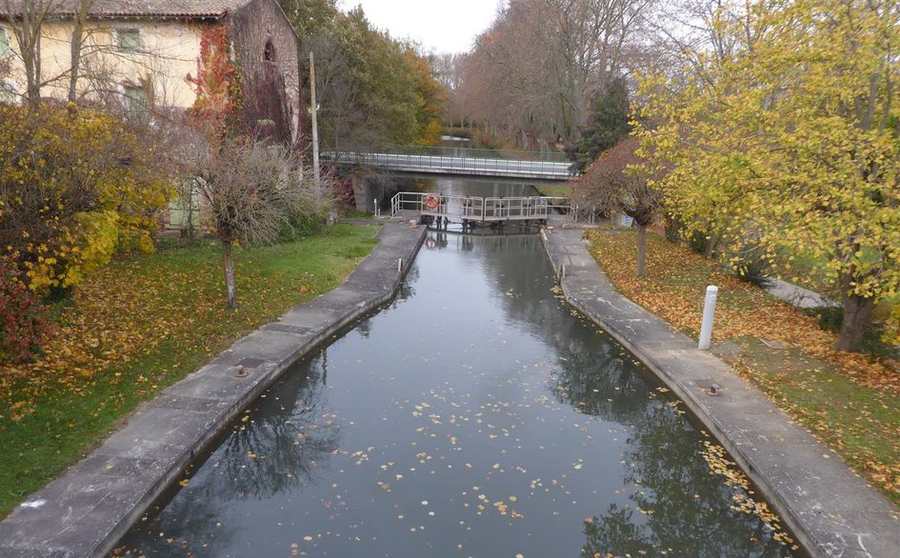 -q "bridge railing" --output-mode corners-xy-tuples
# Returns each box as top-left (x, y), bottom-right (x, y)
(323, 150), (575, 180)
(330, 144), (569, 163)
